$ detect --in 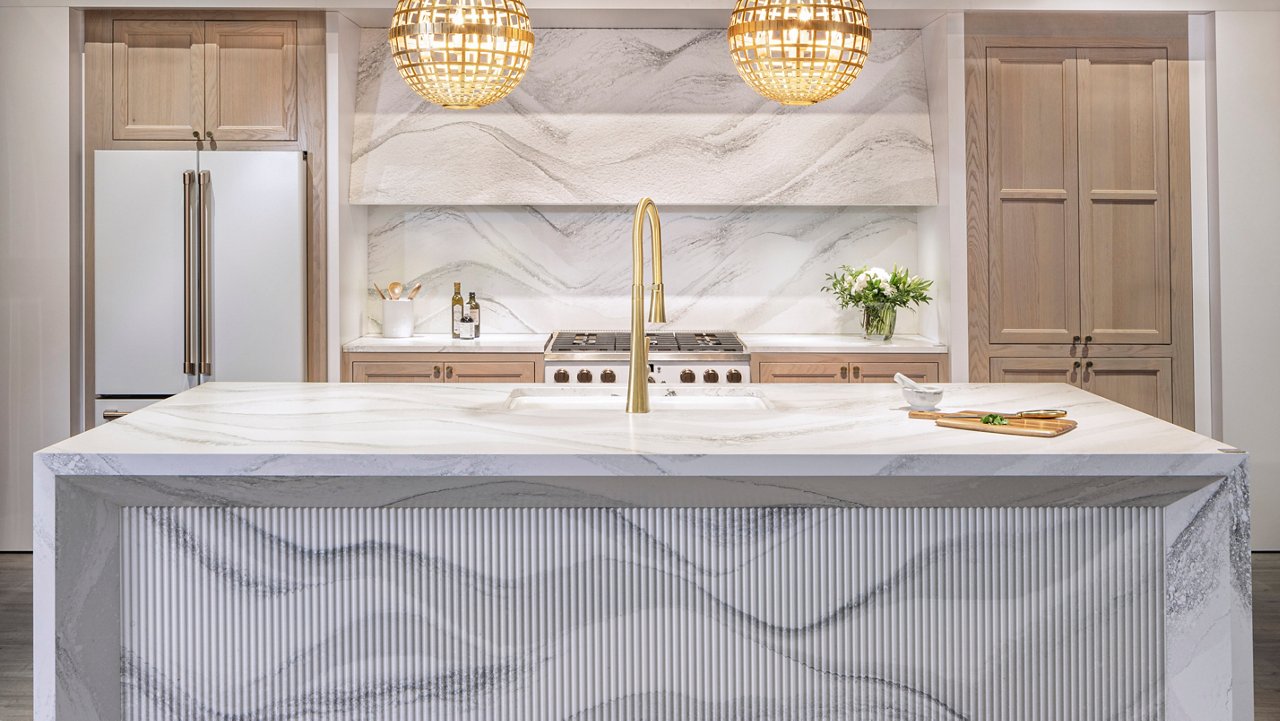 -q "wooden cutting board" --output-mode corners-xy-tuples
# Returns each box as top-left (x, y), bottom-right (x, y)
(908, 409), (1068, 420)
(933, 416), (1077, 438)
